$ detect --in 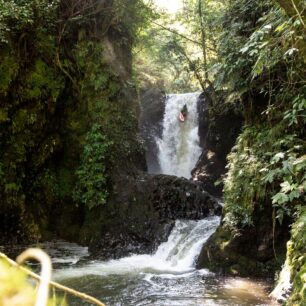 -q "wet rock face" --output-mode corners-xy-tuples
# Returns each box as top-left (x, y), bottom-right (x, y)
(196, 203), (290, 277)
(139, 88), (166, 174)
(150, 174), (222, 220)
(87, 173), (221, 260)
(192, 90), (243, 196)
